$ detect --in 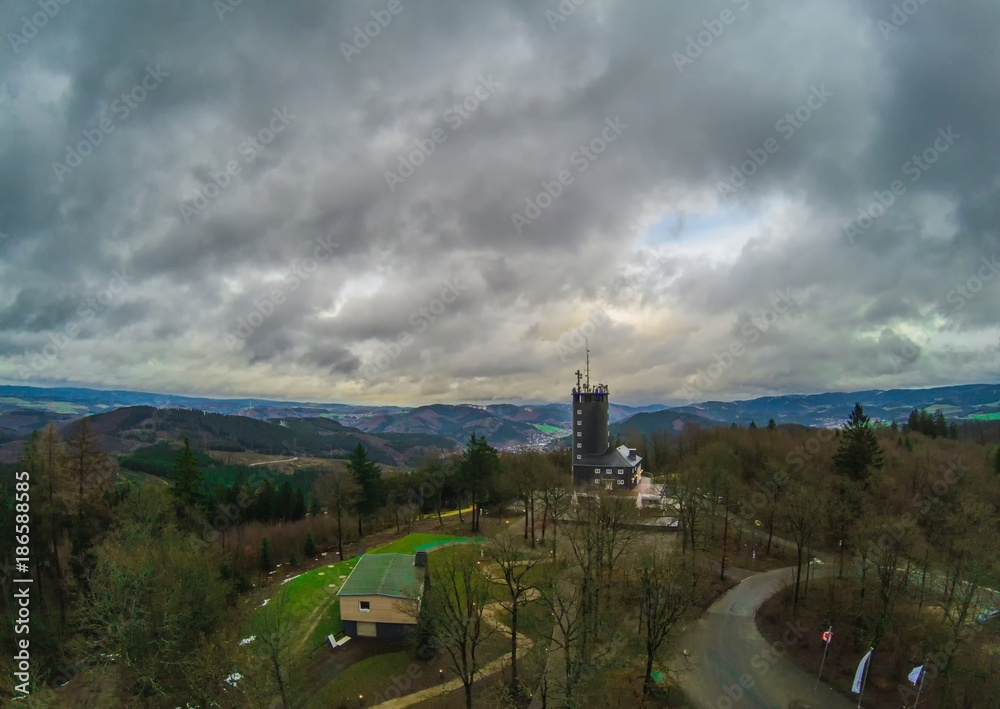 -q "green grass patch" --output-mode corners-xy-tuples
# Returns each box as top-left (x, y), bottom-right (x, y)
(967, 412), (1000, 420)
(532, 423), (565, 433)
(367, 533), (486, 555)
(254, 557), (359, 654)
(311, 651), (413, 706)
